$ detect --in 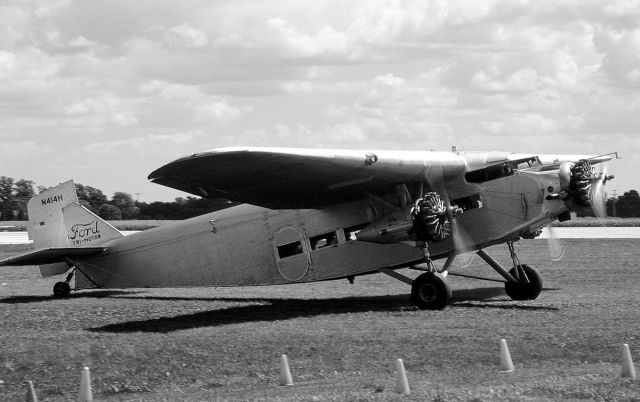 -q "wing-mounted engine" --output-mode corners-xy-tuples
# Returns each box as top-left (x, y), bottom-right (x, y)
(411, 192), (463, 242)
(355, 191), (462, 244)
